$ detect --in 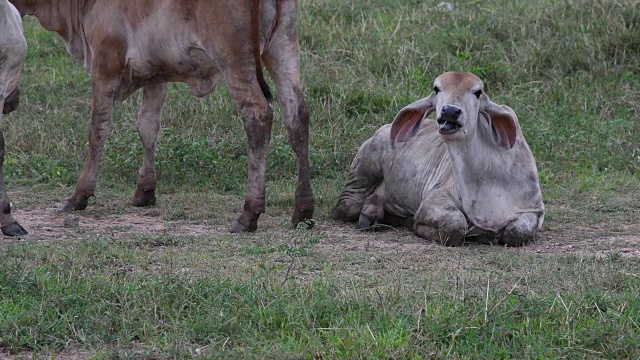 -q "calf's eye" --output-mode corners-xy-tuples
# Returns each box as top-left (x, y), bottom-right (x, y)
(434, 86), (440, 94)
(473, 89), (482, 98)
